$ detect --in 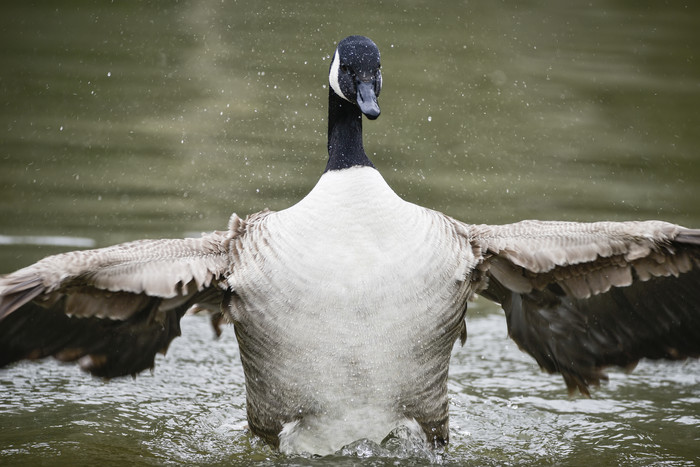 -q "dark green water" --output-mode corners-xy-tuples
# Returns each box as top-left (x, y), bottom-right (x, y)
(1, 1), (699, 465)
